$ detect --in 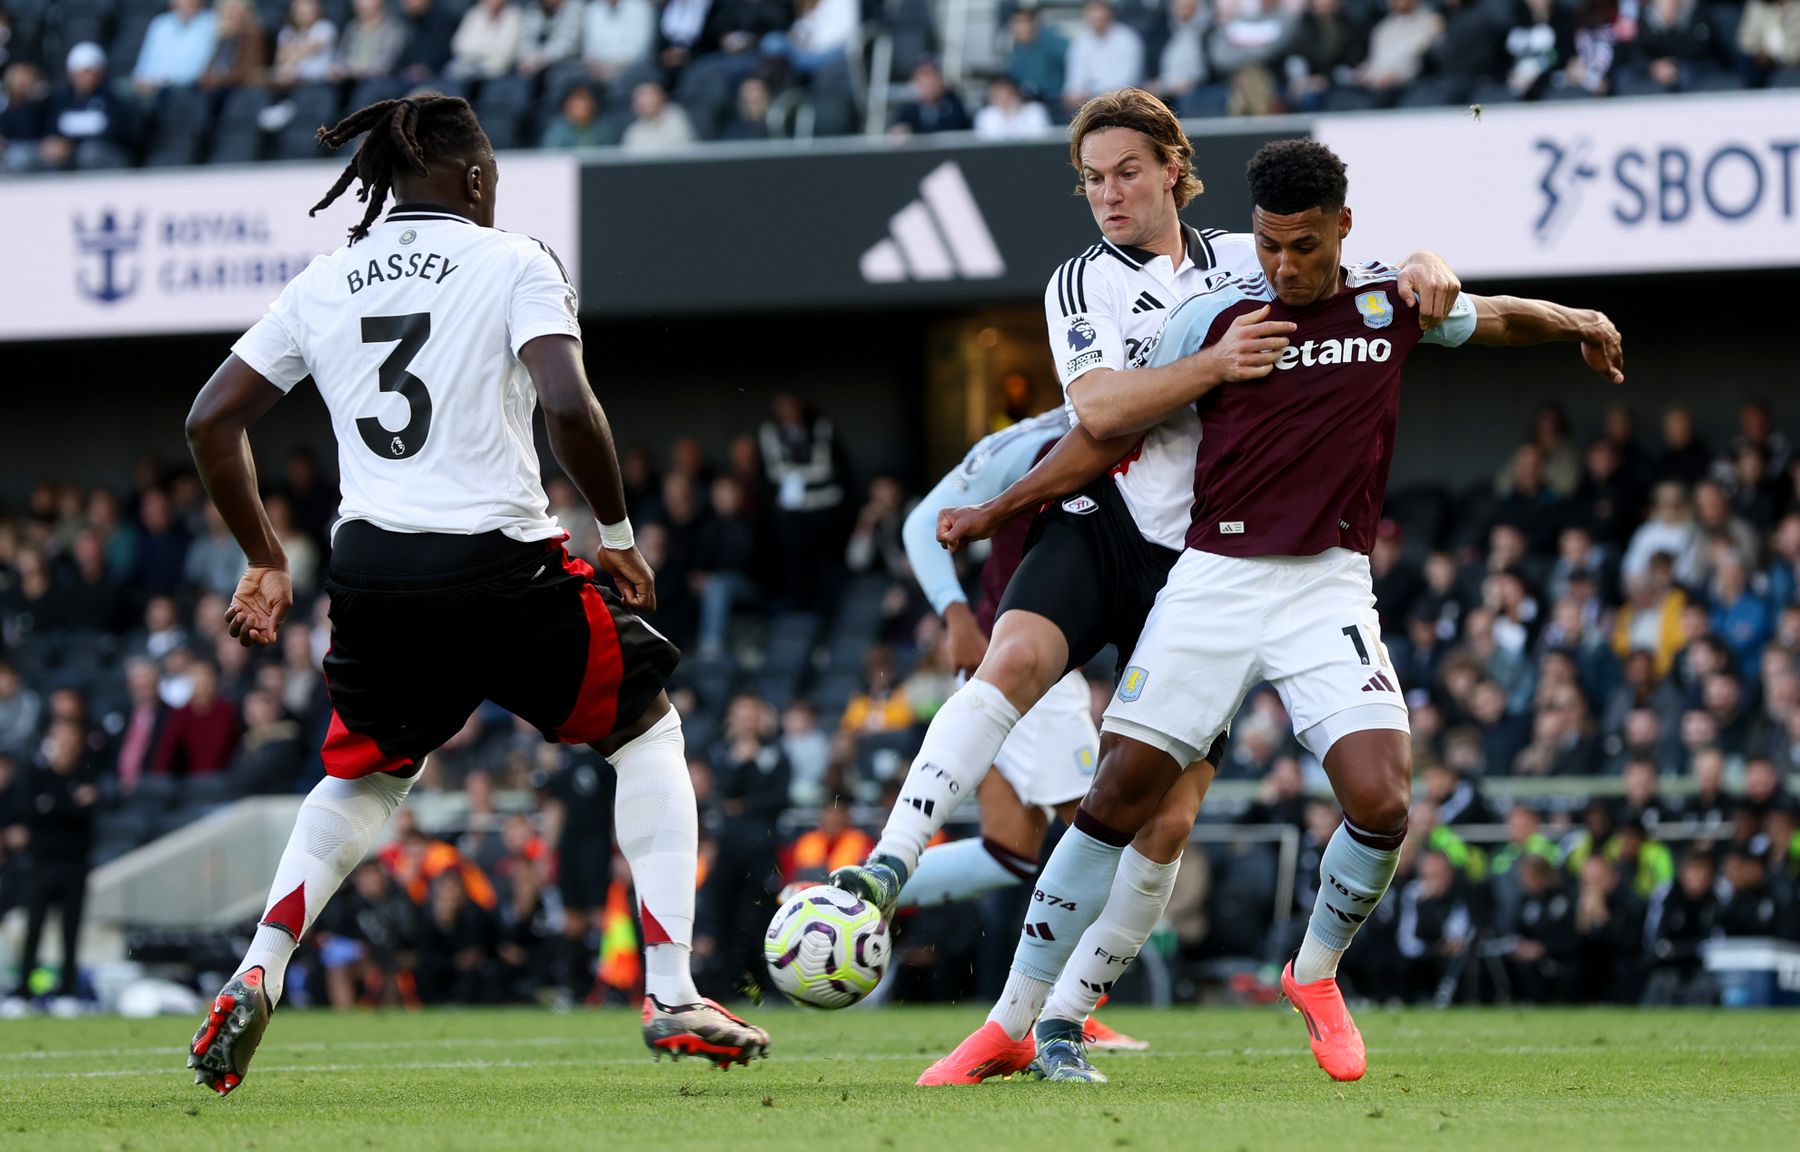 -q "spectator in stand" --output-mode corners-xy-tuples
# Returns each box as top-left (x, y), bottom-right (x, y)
(448, 0), (523, 81)
(1643, 849), (1721, 1003)
(1623, 483), (1704, 586)
(889, 56), (972, 137)
(840, 645), (913, 737)
(1063, 0), (1146, 112)
(6, 718), (99, 1004)
(1625, 0), (1732, 92)
(0, 660), (41, 759)
(230, 688), (304, 795)
(1613, 552), (1687, 679)
(1710, 550), (1771, 675)
(333, 0), (409, 83)
(1501, 853), (1577, 1002)
(1431, 0), (1501, 104)
(786, 797), (872, 886)
(1148, 0), (1212, 109)
(540, 82), (603, 148)
(42, 43), (138, 170)
(110, 657), (166, 795)
(620, 79), (696, 151)
(1354, 0), (1444, 96)
(1492, 444), (1565, 556)
(1394, 850), (1472, 999)
(1655, 406), (1712, 488)
(200, 0), (267, 91)
(395, 0), (459, 84)
(719, 75), (772, 141)
(1, 60), (51, 173)
(973, 71), (1051, 140)
(697, 694), (790, 990)
(518, 0), (584, 77)
(691, 476), (761, 658)
(1695, 479), (1760, 571)
(759, 394), (844, 611)
(1287, 0), (1368, 111)
(184, 502), (247, 602)
(1569, 436), (1642, 548)
(150, 660), (239, 777)
(1573, 854), (1645, 1002)
(1720, 844), (1793, 937)
(779, 700), (831, 806)
(52, 531), (122, 634)
(133, 0), (219, 97)
(1503, 0), (1573, 98)
(1006, 7), (1067, 104)
(1566, 0), (1623, 95)
(844, 476), (907, 580)
(1208, 0), (1296, 114)
(271, 0), (339, 88)
(418, 869), (497, 1003)
(761, 0), (858, 80)
(1738, 0), (1800, 81)
(263, 494), (318, 602)
(583, 0), (656, 85)
(1726, 444), (1777, 534)
(656, 0), (786, 81)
